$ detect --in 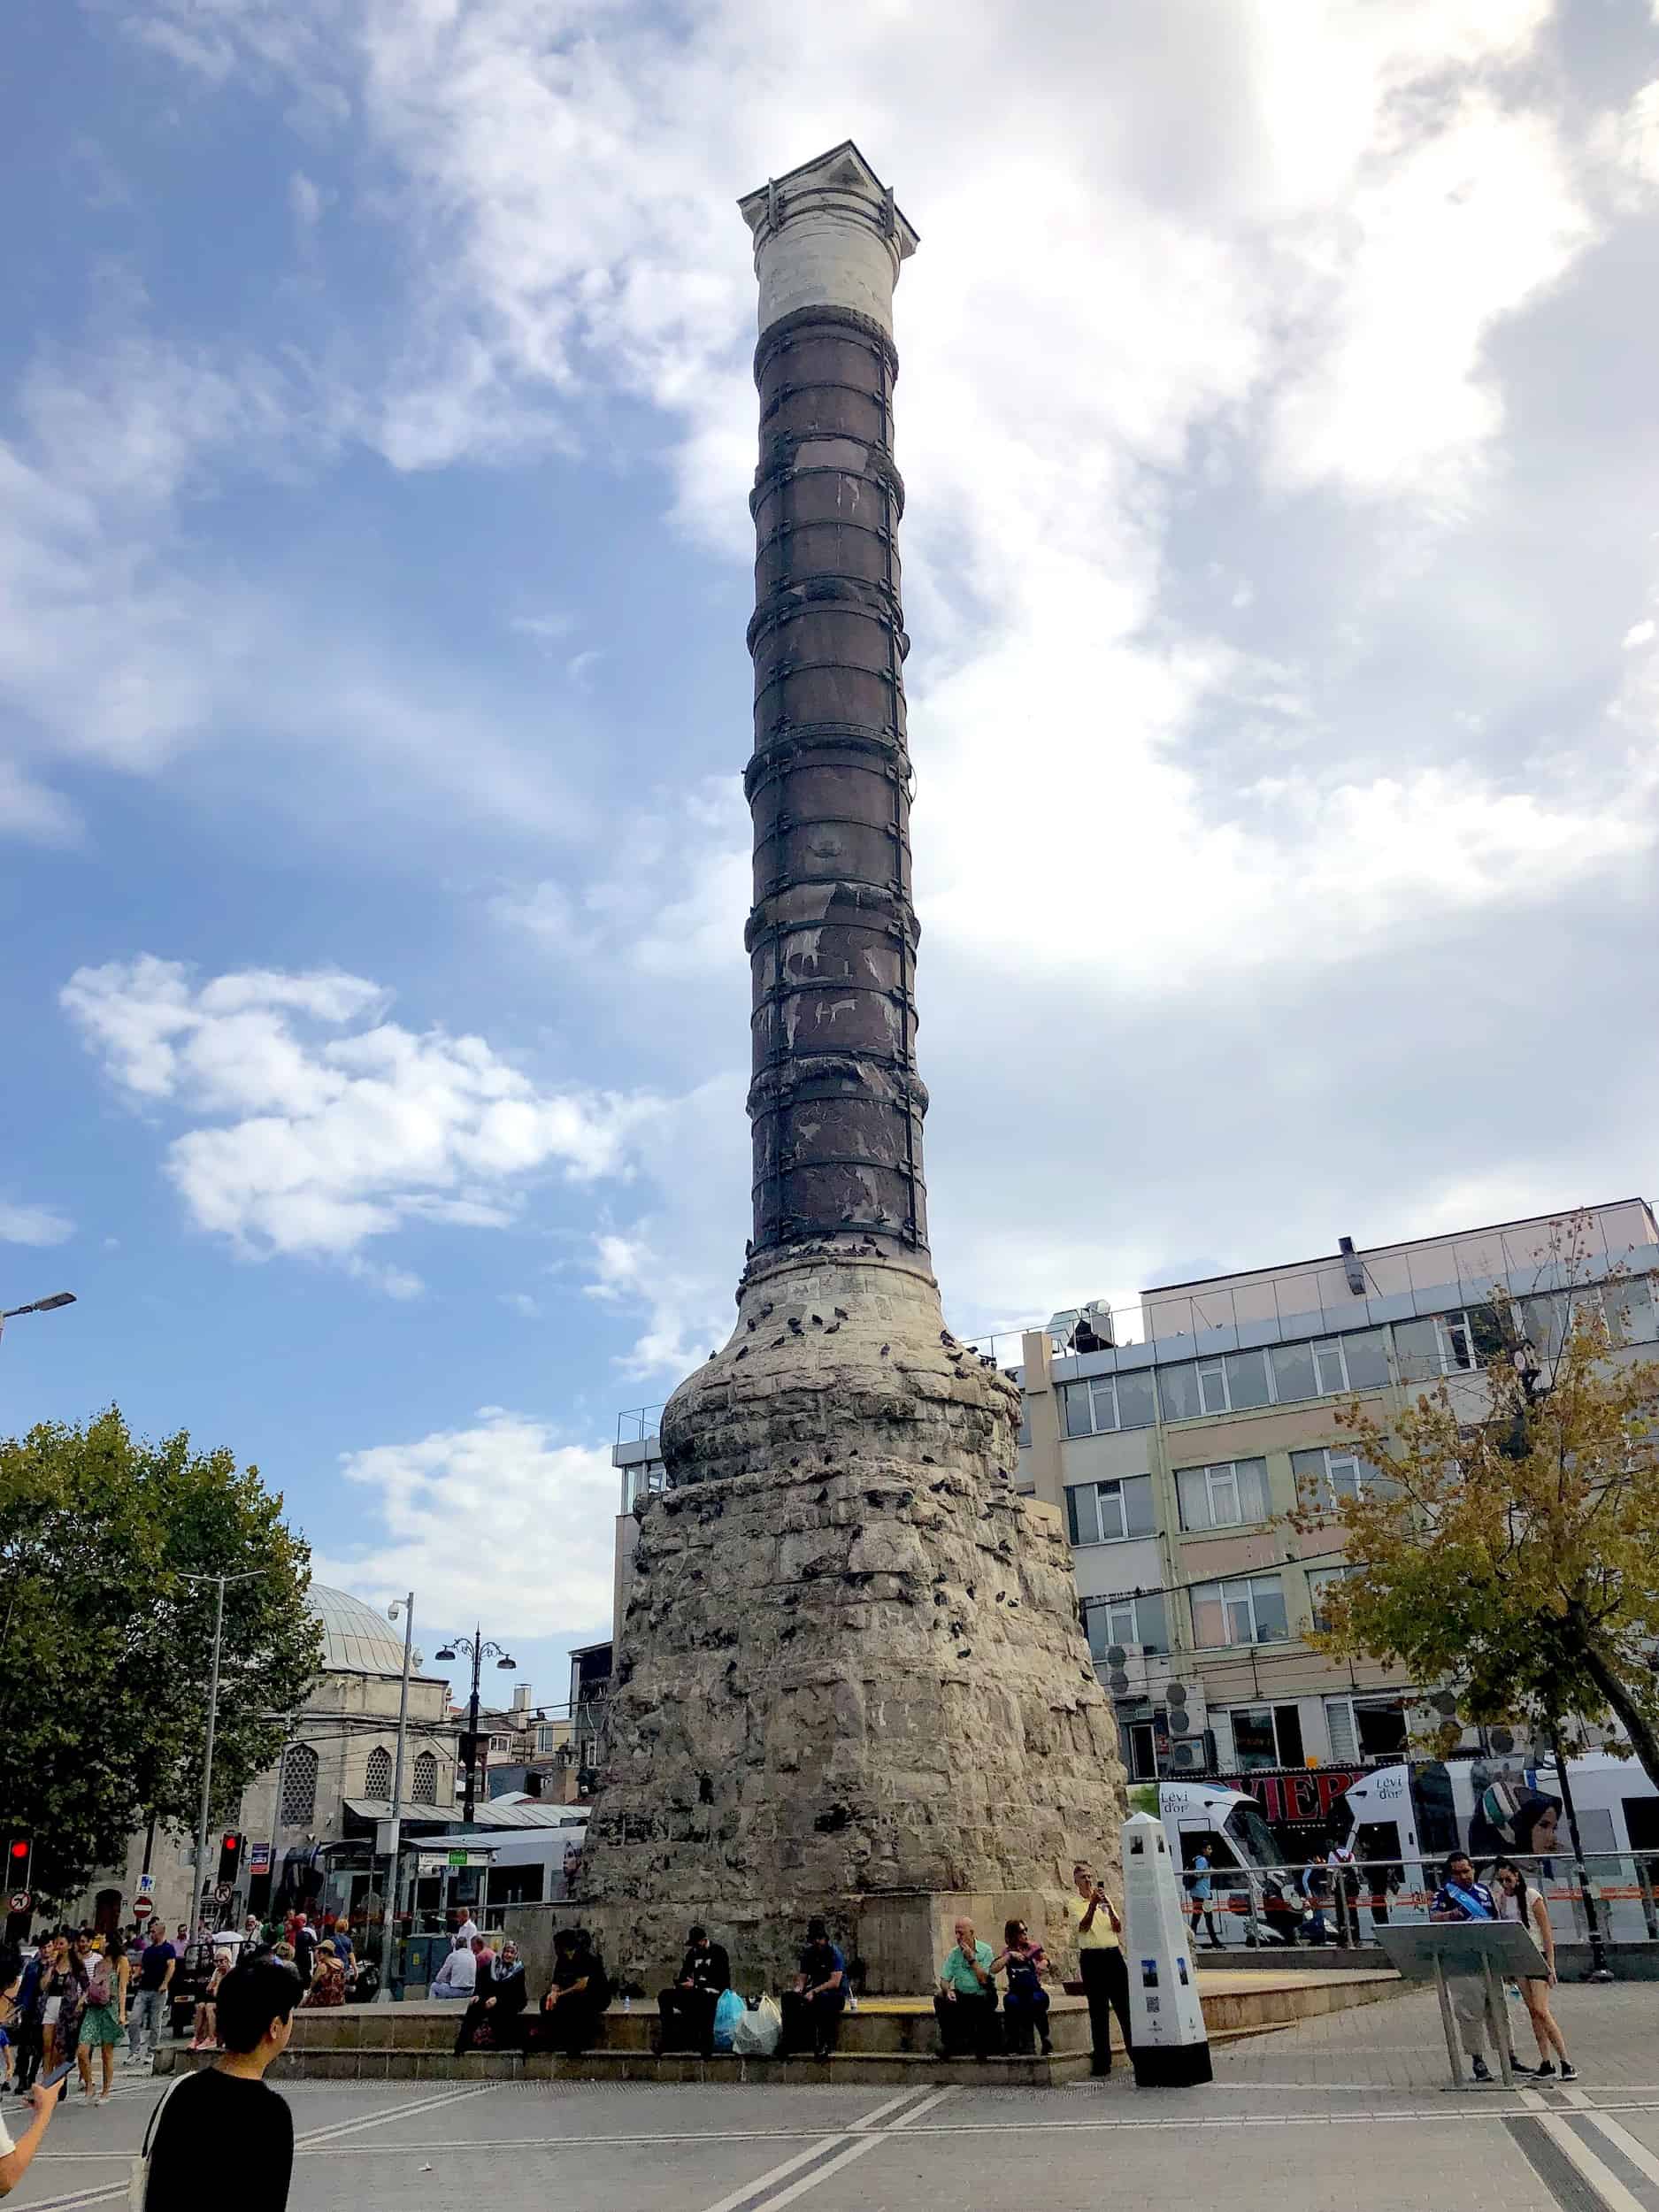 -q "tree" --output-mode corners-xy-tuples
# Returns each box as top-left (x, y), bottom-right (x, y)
(1302, 1284), (1659, 1797)
(0, 1409), (322, 1902)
